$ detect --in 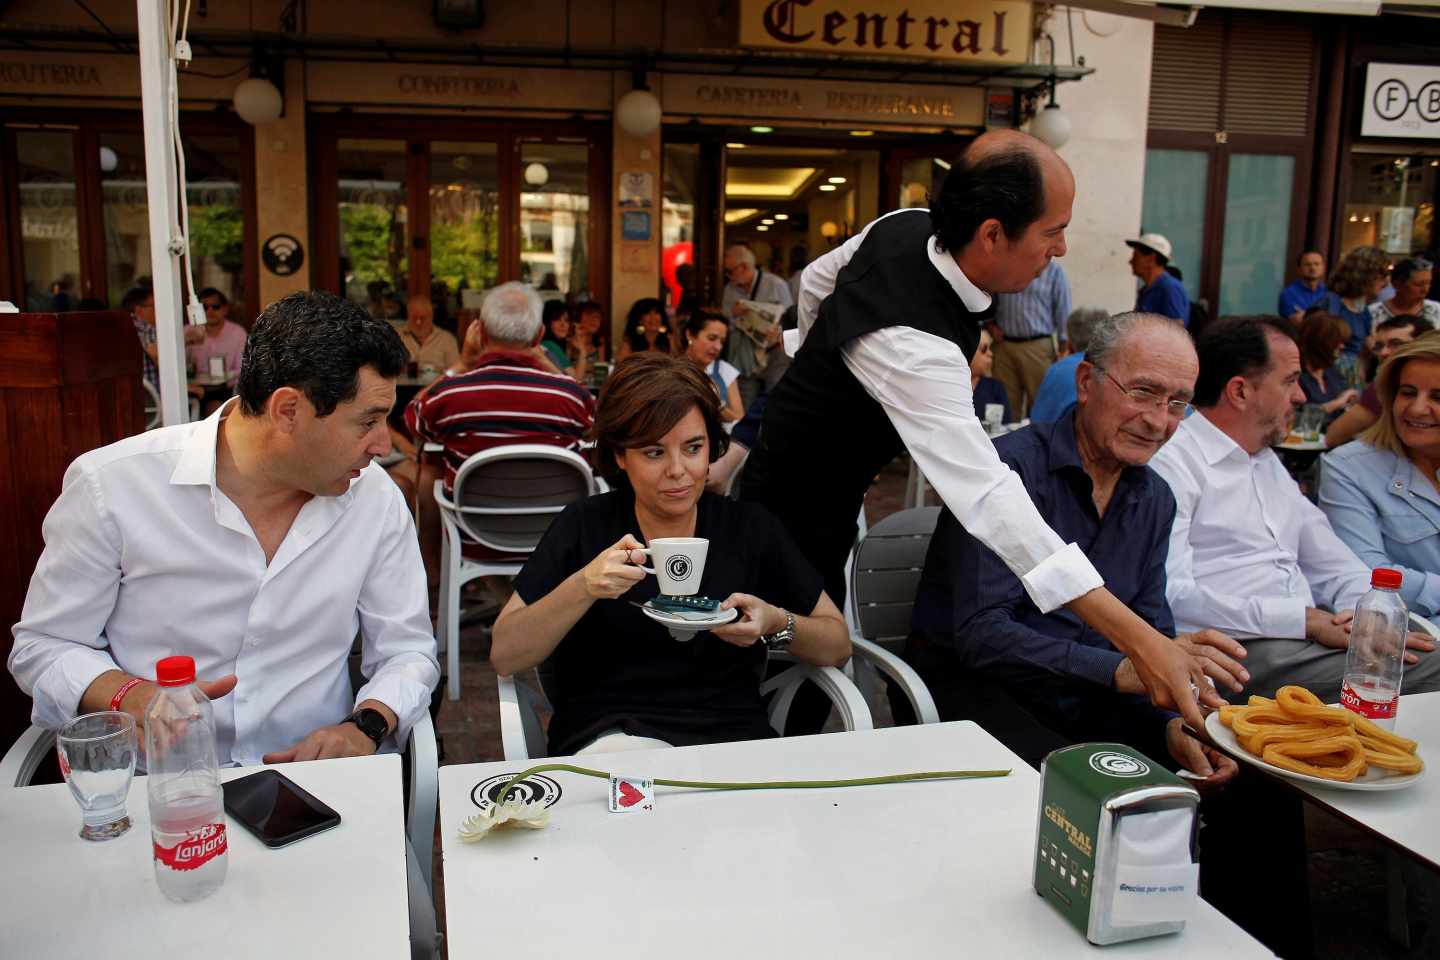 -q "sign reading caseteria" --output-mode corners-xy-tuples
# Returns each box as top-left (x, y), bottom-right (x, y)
(740, 0), (1032, 66)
